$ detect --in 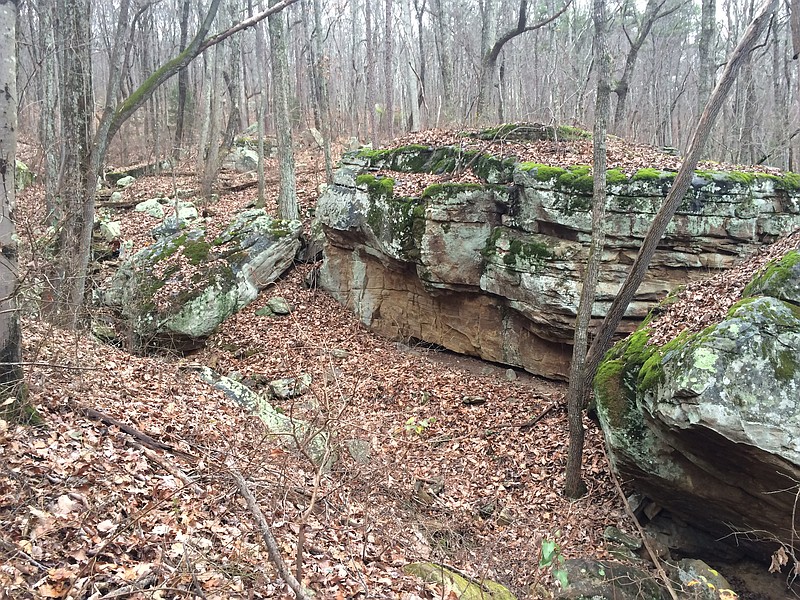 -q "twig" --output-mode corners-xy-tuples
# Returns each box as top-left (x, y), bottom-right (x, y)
(1, 361), (102, 370)
(0, 538), (49, 572)
(601, 444), (680, 600)
(228, 467), (312, 600)
(98, 575), (158, 599)
(76, 404), (194, 459)
(519, 402), (560, 430)
(128, 440), (203, 496)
